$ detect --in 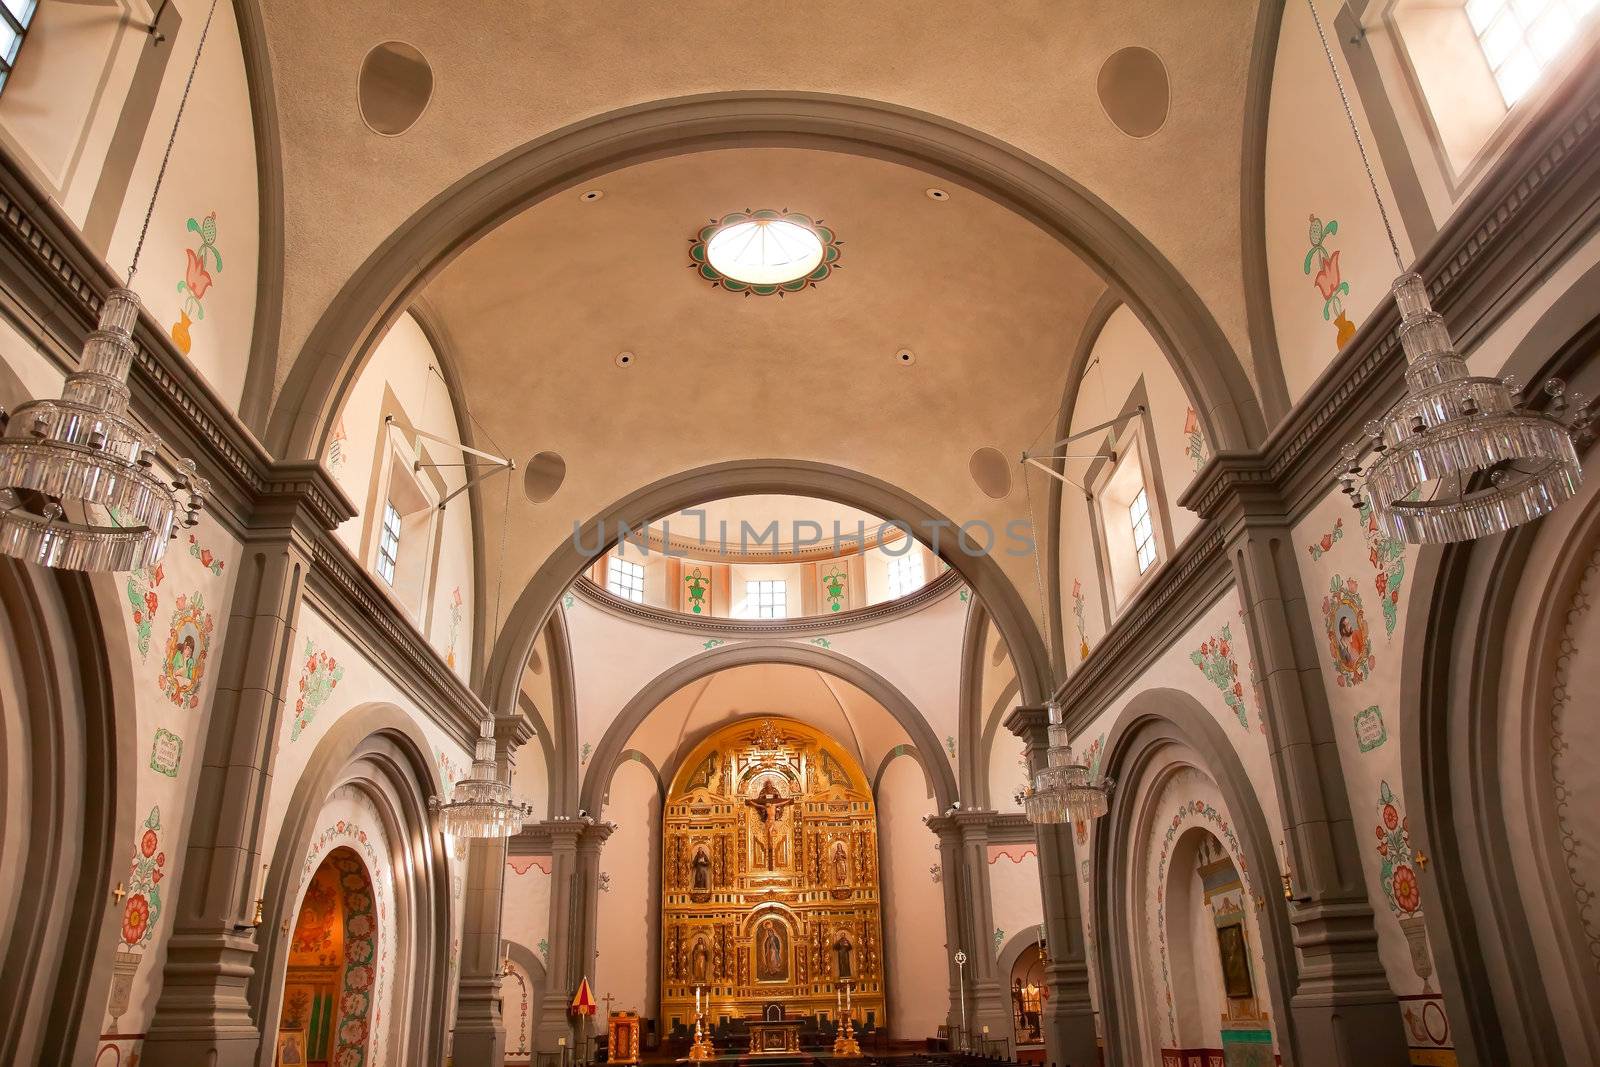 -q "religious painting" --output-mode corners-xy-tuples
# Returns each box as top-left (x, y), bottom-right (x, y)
(1215, 922), (1253, 999)
(1323, 576), (1374, 686)
(157, 593), (214, 709)
(755, 919), (788, 982)
(276, 1031), (306, 1065)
